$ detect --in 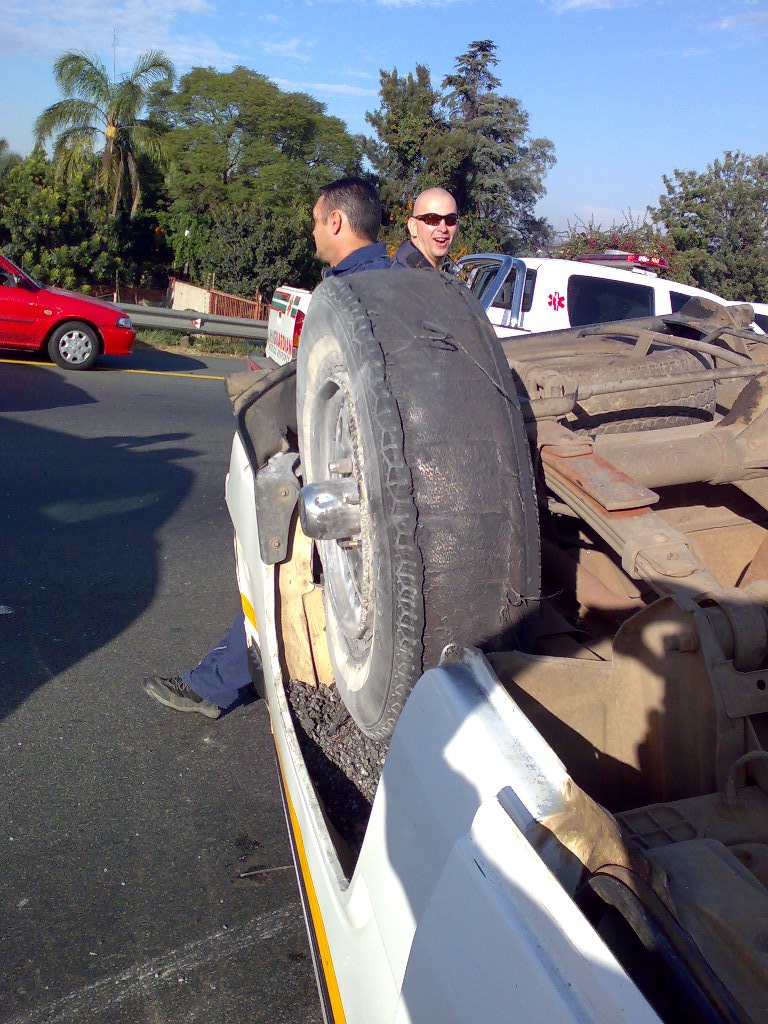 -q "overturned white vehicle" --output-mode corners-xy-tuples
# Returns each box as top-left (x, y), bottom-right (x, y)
(226, 269), (768, 1024)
